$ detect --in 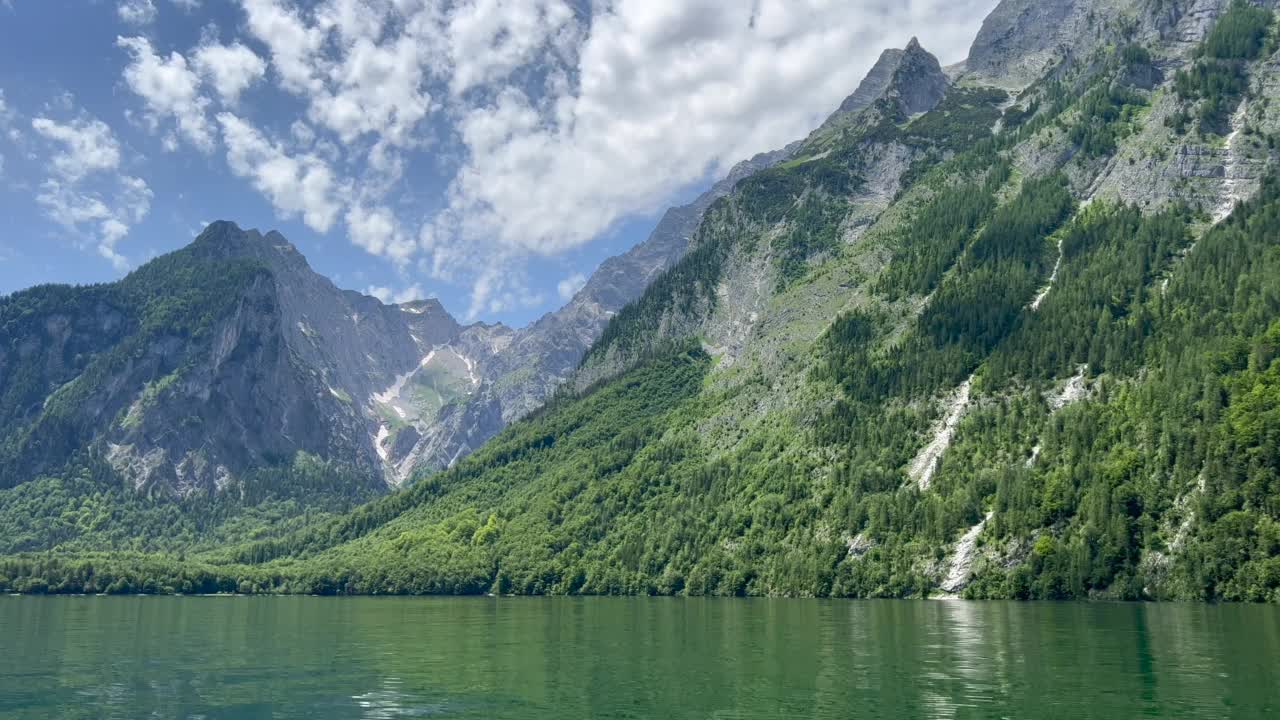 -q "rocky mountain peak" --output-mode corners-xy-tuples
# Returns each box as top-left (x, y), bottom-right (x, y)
(831, 48), (906, 117)
(825, 37), (948, 125)
(888, 36), (949, 115)
(396, 297), (450, 318)
(191, 220), (310, 273)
